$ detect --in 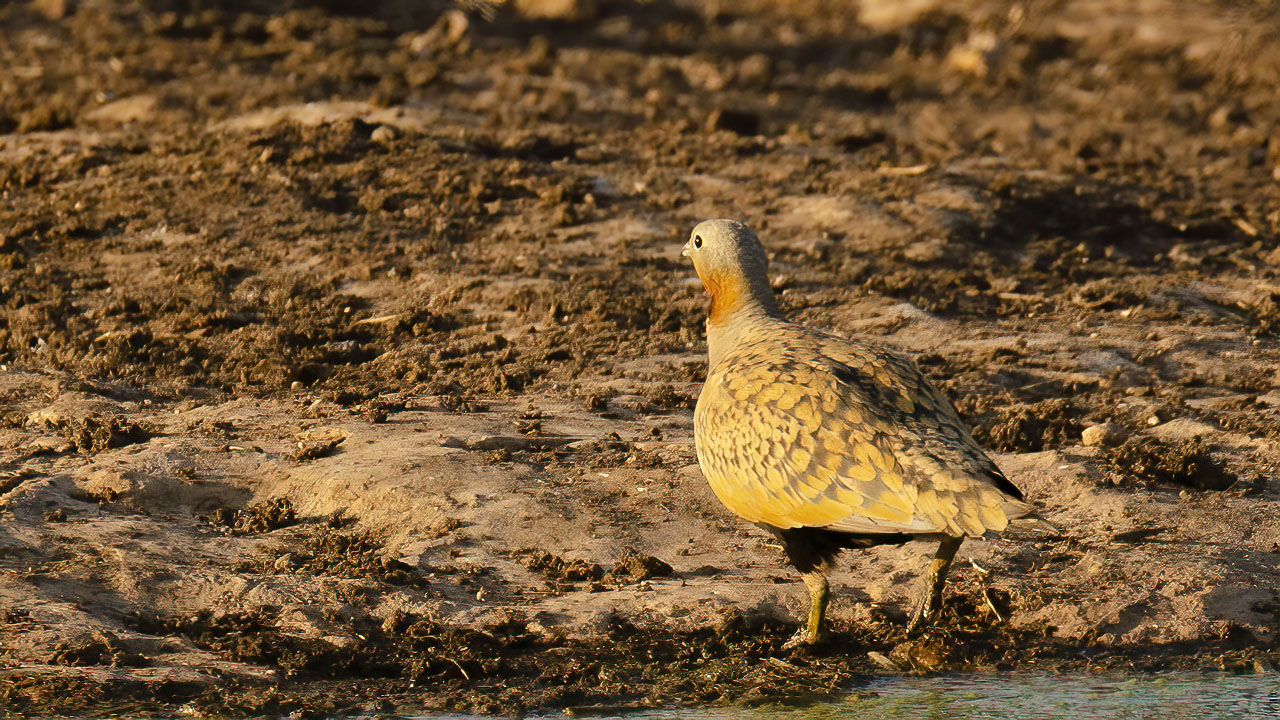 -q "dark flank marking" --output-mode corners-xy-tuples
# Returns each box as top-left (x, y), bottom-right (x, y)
(761, 523), (916, 574)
